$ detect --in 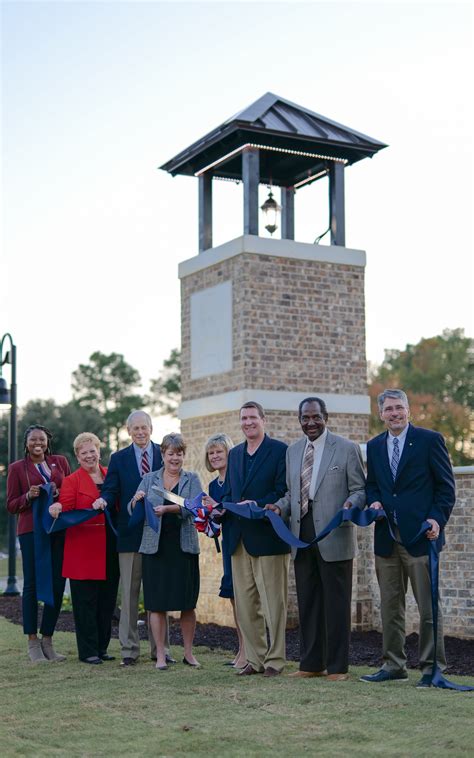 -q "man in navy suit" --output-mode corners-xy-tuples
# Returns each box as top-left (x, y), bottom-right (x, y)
(94, 411), (167, 666)
(361, 389), (455, 687)
(221, 402), (289, 677)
